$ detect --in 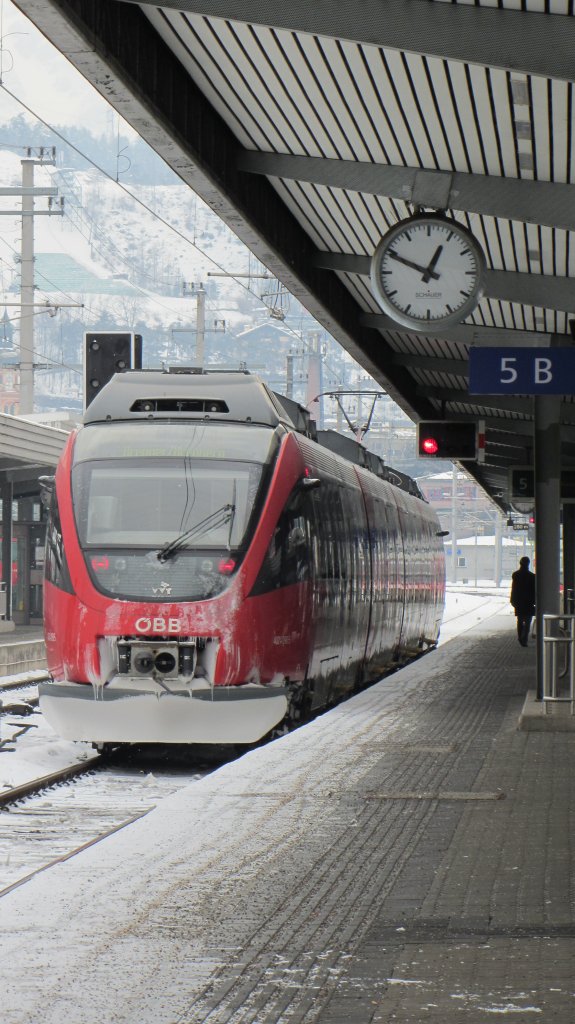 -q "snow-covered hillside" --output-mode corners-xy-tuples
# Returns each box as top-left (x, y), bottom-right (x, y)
(0, 147), (363, 410)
